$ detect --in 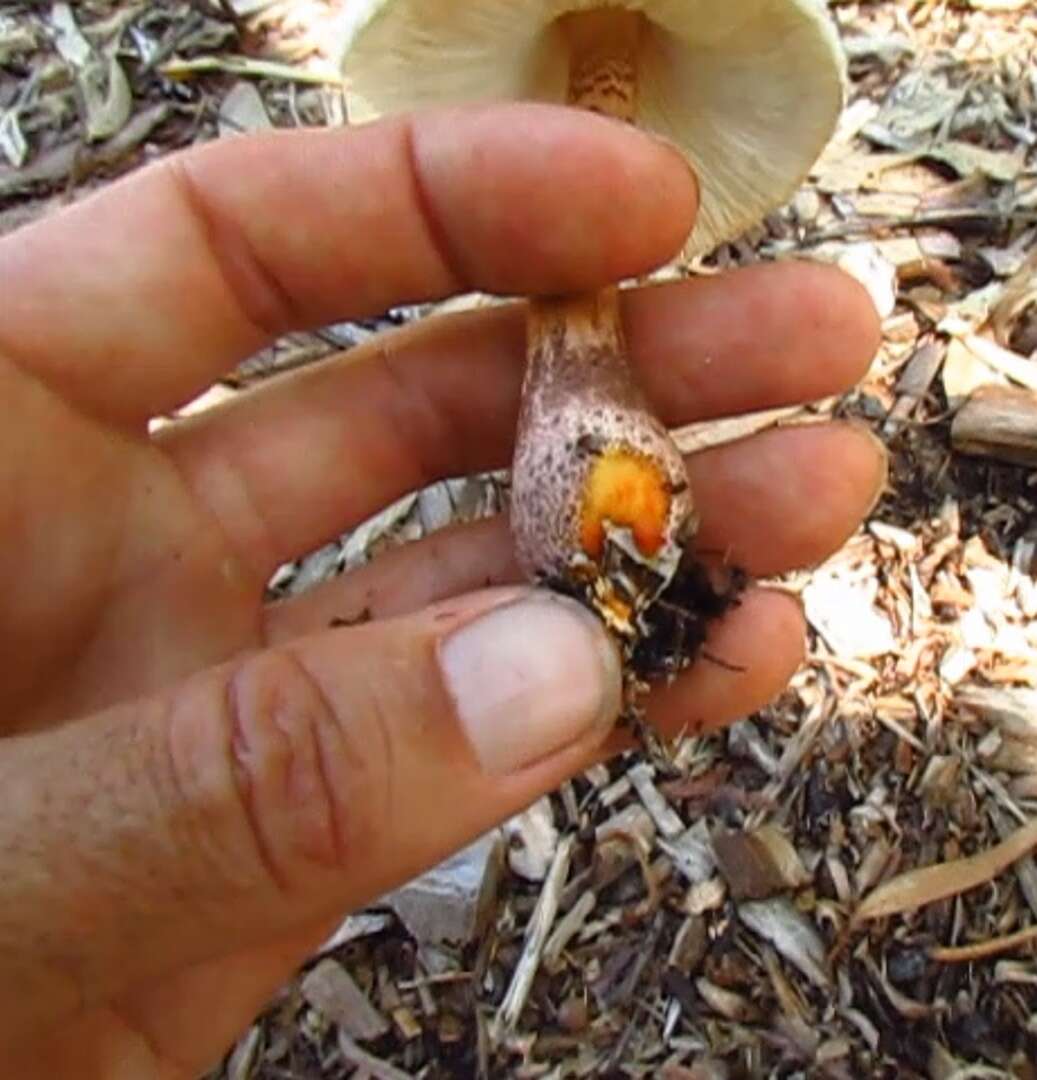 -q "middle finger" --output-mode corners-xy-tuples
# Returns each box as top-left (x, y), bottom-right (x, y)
(159, 261), (879, 578)
(265, 420), (885, 643)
